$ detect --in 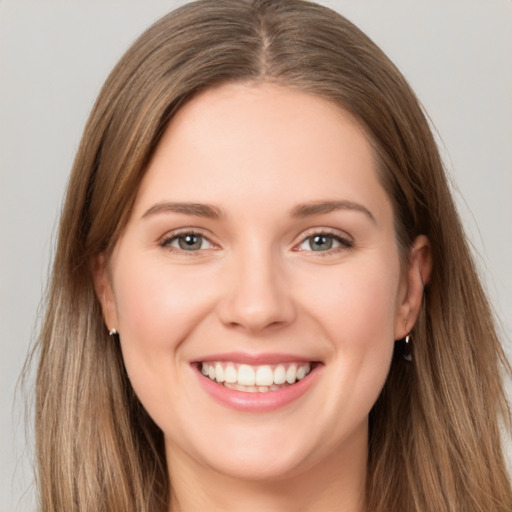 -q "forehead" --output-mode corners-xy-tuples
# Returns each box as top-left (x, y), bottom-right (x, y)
(131, 82), (390, 222)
